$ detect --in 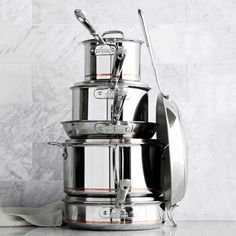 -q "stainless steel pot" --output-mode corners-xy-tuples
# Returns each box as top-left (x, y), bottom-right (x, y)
(61, 120), (158, 139)
(49, 139), (166, 198)
(83, 30), (143, 81)
(71, 81), (149, 121)
(64, 196), (163, 230)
